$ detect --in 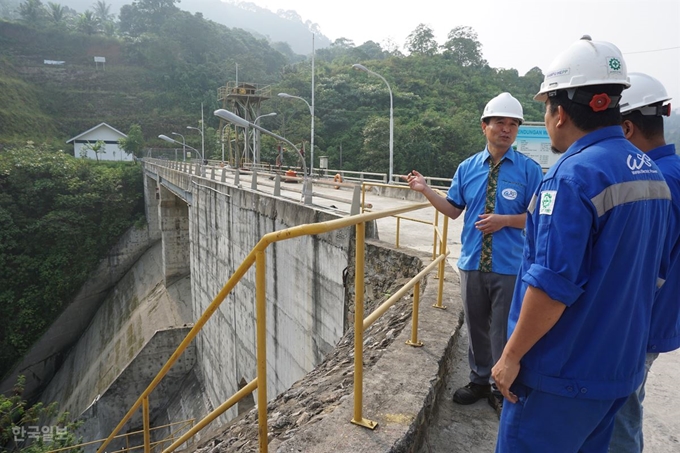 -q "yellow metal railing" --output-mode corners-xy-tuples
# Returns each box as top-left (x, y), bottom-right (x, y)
(95, 191), (450, 453)
(46, 419), (194, 453)
(361, 182), (450, 309)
